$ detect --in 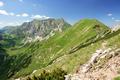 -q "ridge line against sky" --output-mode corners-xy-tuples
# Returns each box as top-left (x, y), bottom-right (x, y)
(0, 0), (120, 28)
